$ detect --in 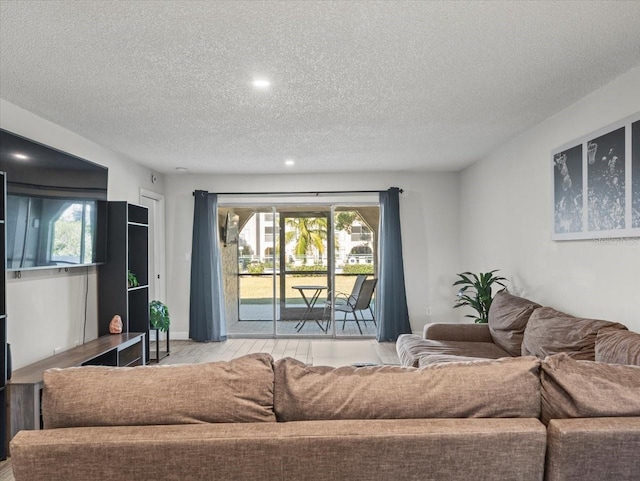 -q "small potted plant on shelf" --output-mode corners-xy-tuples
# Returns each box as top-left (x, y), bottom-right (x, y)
(149, 300), (170, 332)
(453, 270), (507, 323)
(127, 270), (139, 288)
